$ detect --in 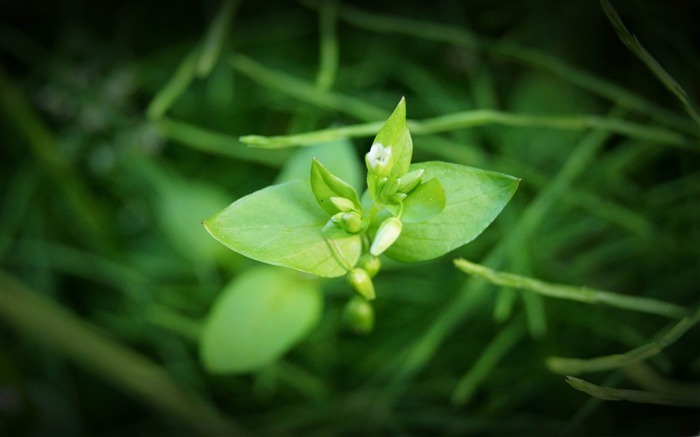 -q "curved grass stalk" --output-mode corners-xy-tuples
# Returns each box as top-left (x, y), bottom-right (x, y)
(601, 0), (700, 126)
(547, 308), (700, 375)
(315, 0), (339, 91)
(241, 109), (691, 150)
(451, 317), (527, 405)
(453, 258), (689, 319)
(565, 376), (700, 407)
(323, 2), (698, 136)
(196, 0), (239, 77)
(228, 54), (386, 122)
